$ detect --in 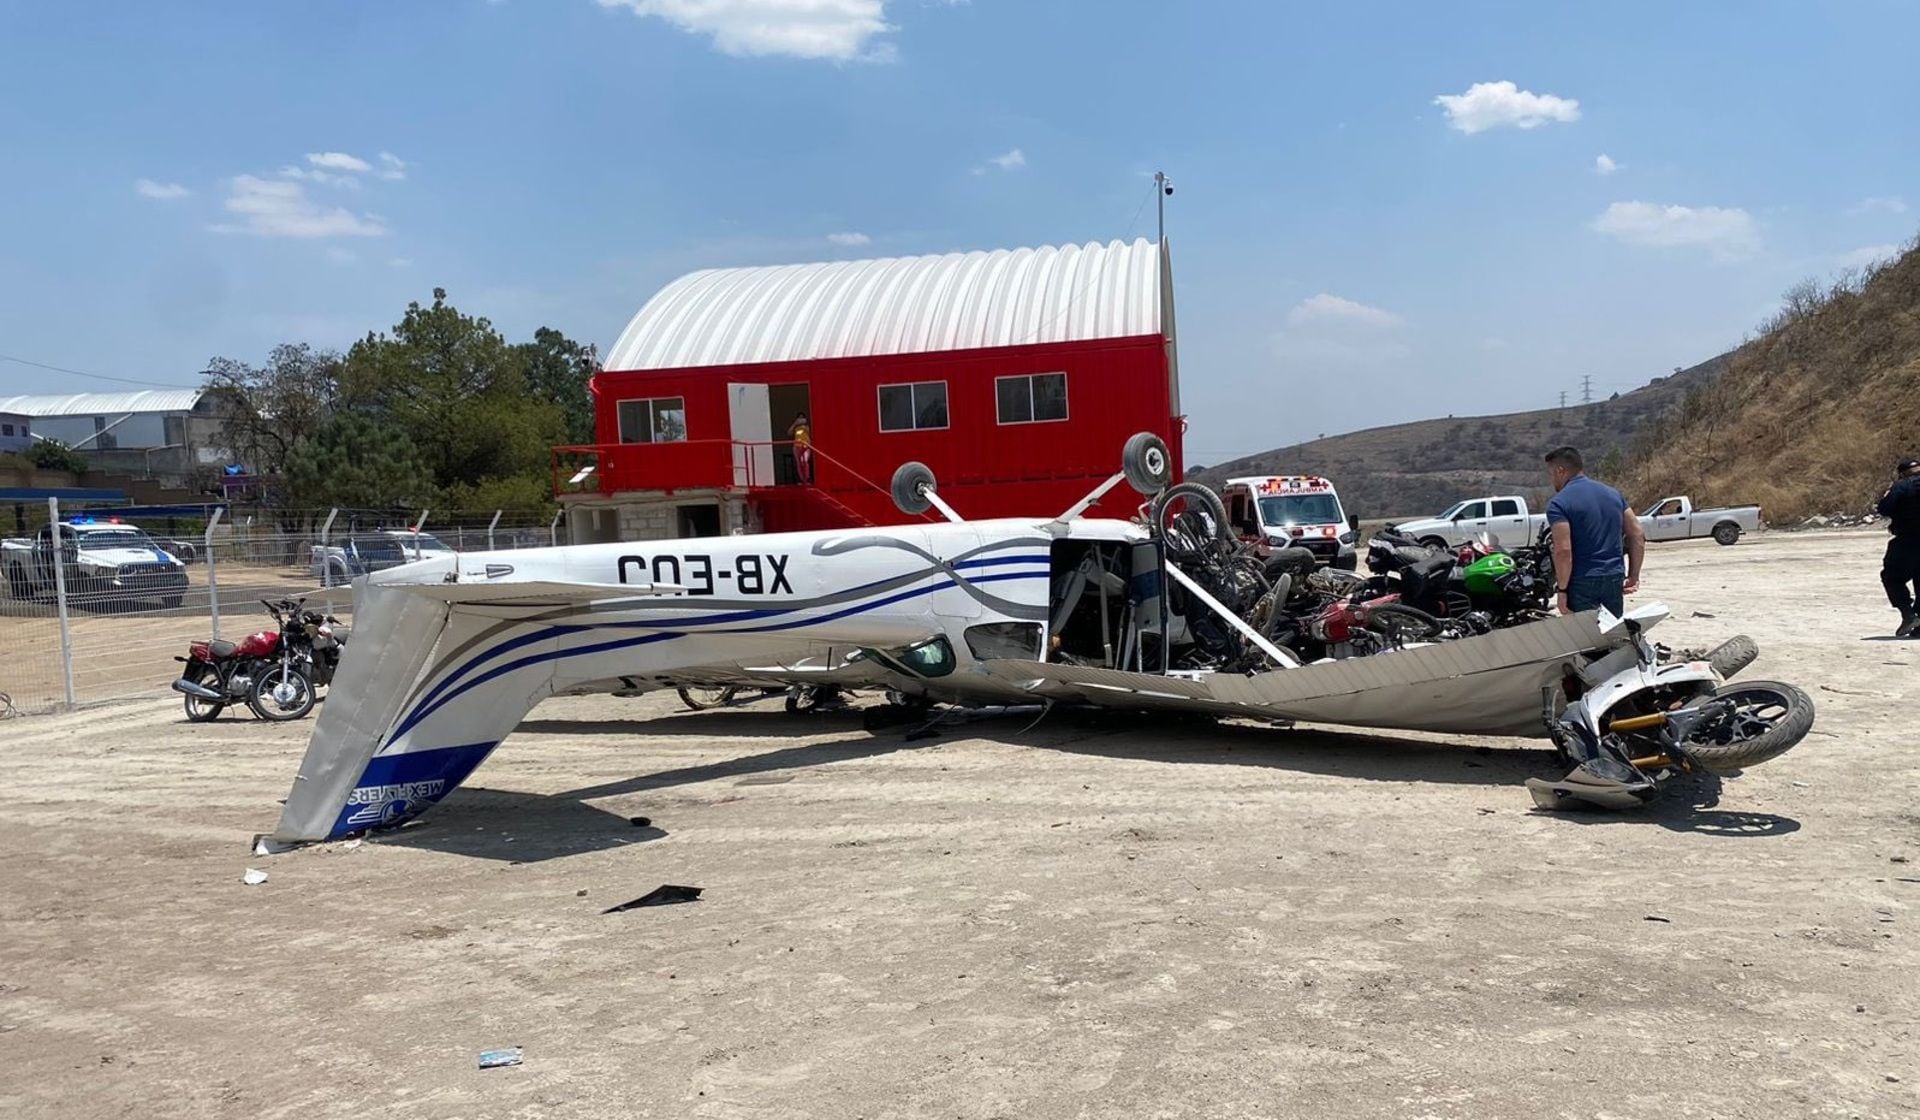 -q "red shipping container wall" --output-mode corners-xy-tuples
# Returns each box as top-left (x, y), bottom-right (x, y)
(591, 333), (1179, 524)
